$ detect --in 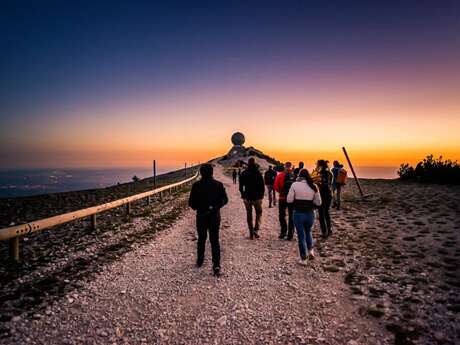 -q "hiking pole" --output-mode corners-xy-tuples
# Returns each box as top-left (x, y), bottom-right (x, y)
(342, 147), (364, 198)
